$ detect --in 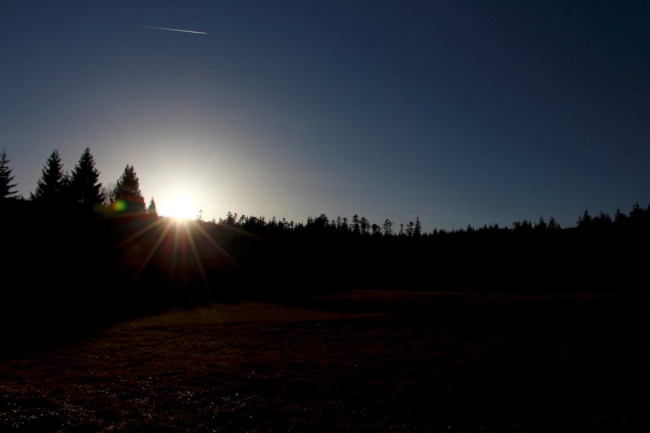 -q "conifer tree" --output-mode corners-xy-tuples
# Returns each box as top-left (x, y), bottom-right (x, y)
(70, 147), (104, 208)
(359, 216), (370, 235)
(577, 209), (593, 229)
(406, 220), (415, 236)
(414, 216), (422, 236)
(547, 216), (561, 230)
(382, 218), (393, 236)
(31, 149), (68, 204)
(0, 148), (20, 200)
(352, 214), (360, 235)
(147, 197), (158, 217)
(112, 164), (145, 212)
